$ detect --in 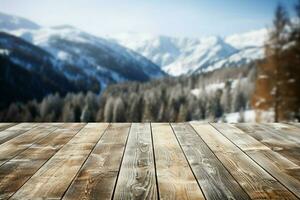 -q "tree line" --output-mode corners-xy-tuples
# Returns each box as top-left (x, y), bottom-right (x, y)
(252, 1), (300, 122)
(0, 65), (255, 122)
